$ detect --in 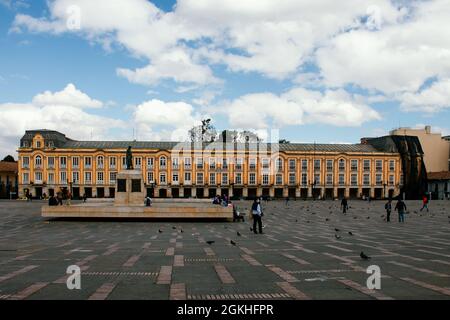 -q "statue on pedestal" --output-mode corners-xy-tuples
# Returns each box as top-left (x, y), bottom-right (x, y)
(126, 146), (133, 170)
